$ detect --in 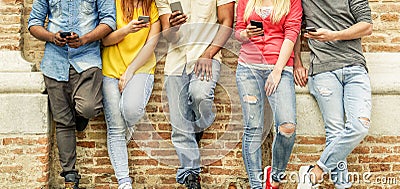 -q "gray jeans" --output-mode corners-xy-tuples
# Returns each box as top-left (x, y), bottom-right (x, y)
(44, 66), (103, 176)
